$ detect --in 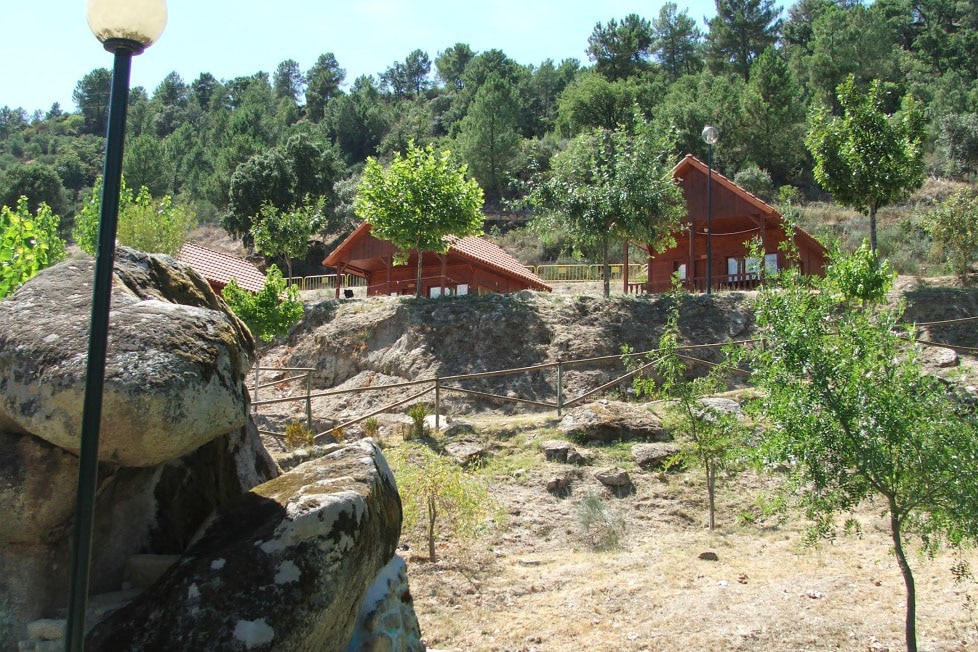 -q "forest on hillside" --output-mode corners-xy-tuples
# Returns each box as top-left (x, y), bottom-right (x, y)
(1, 0), (977, 274)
